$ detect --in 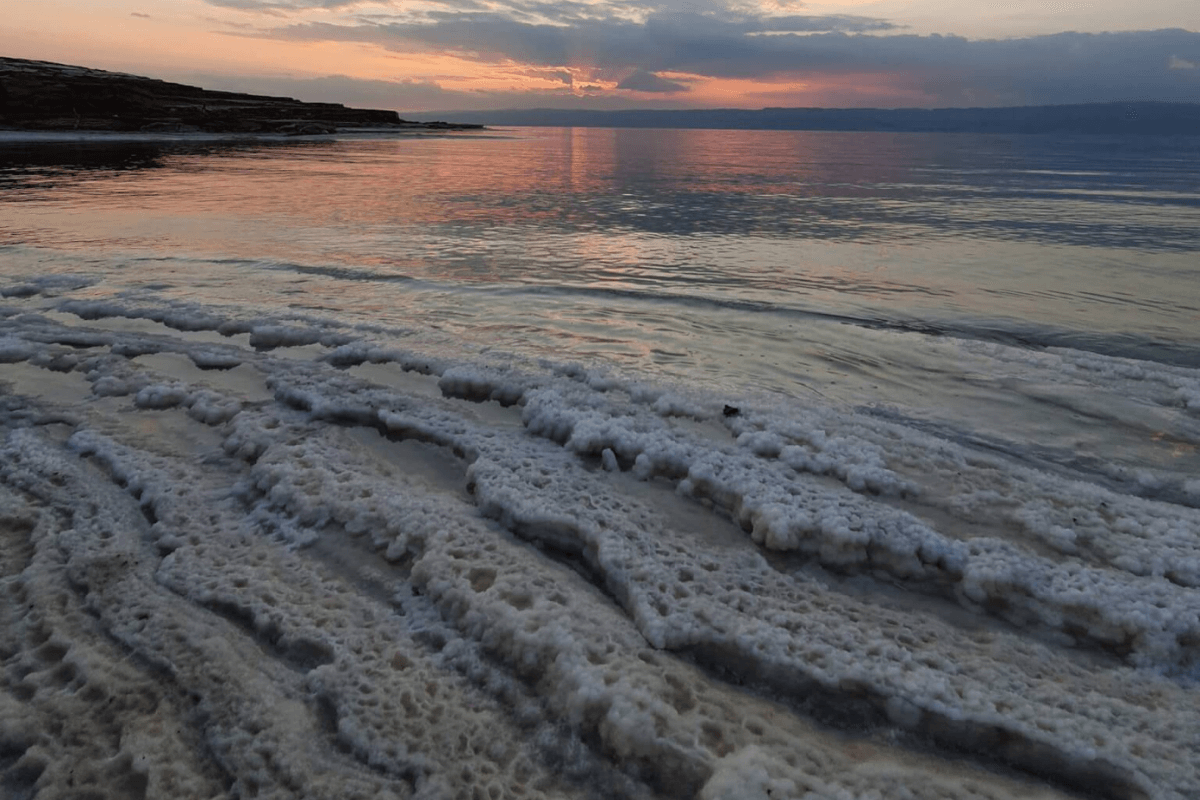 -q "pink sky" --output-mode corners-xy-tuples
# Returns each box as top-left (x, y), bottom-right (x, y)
(2, 0), (1197, 111)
